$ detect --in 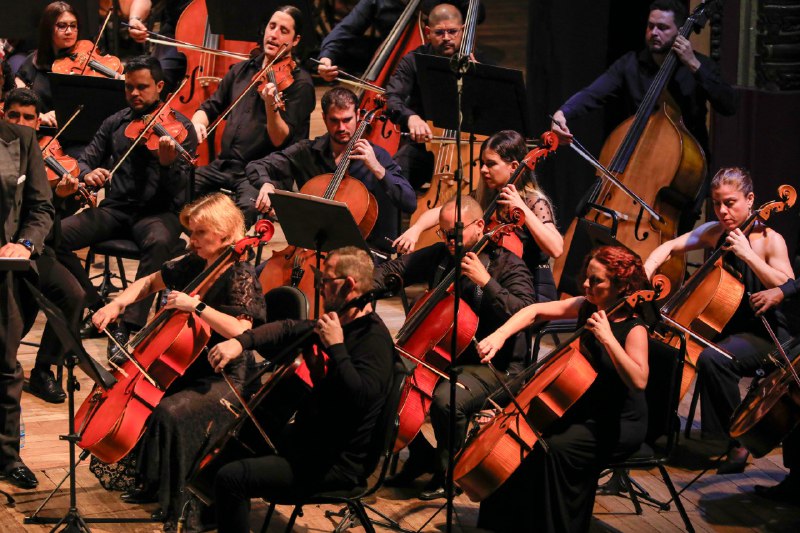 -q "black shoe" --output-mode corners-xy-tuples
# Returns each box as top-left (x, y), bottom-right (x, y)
(717, 447), (749, 475)
(25, 368), (66, 404)
(419, 474), (447, 501)
(2, 464), (39, 490)
(107, 324), (130, 364)
(151, 508), (166, 521)
(754, 476), (800, 505)
(79, 314), (103, 339)
(384, 458), (434, 488)
(120, 487), (158, 504)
